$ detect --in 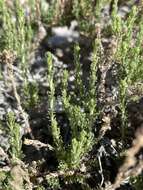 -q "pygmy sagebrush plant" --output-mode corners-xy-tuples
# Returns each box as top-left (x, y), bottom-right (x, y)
(72, 0), (112, 34)
(0, 112), (24, 189)
(0, 0), (33, 75)
(46, 39), (100, 174)
(7, 111), (22, 160)
(111, 0), (143, 143)
(23, 81), (39, 109)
